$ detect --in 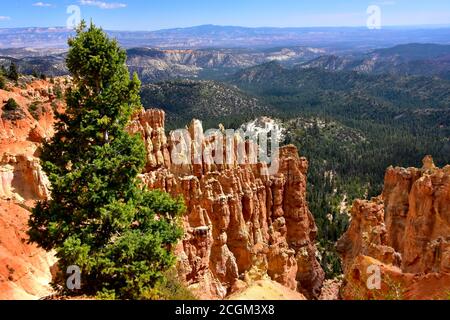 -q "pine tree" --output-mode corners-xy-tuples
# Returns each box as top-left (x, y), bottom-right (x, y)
(28, 21), (185, 300)
(8, 63), (19, 82)
(0, 74), (5, 90)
